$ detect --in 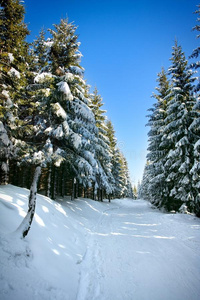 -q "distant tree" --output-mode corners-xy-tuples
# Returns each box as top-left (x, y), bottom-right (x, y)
(133, 185), (137, 199)
(138, 162), (151, 200)
(105, 120), (120, 198)
(119, 152), (134, 198)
